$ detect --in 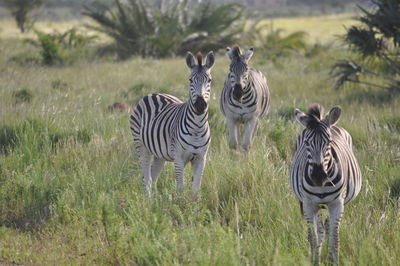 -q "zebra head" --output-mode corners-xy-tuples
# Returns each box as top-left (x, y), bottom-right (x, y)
(186, 51), (215, 115)
(295, 104), (342, 186)
(226, 45), (253, 102)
